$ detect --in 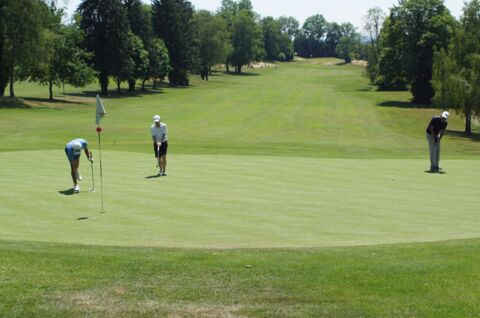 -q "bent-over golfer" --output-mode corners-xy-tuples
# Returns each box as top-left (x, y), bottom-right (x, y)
(65, 138), (93, 193)
(426, 111), (449, 172)
(151, 115), (168, 176)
